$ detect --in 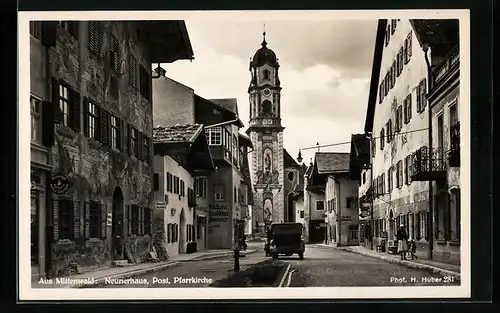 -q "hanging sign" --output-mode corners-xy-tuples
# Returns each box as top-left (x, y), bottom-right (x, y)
(50, 174), (71, 195)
